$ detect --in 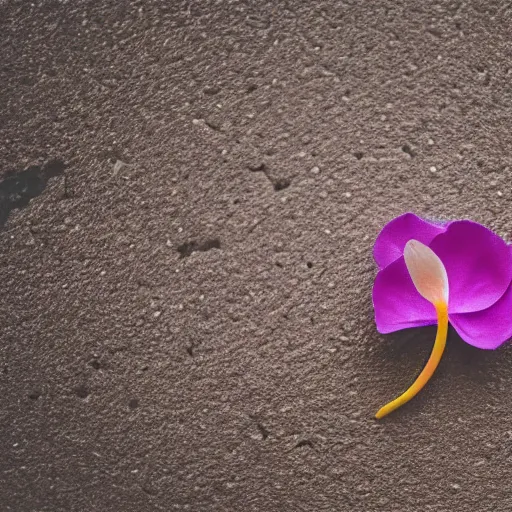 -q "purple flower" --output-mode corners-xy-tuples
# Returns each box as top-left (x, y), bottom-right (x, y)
(372, 213), (512, 418)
